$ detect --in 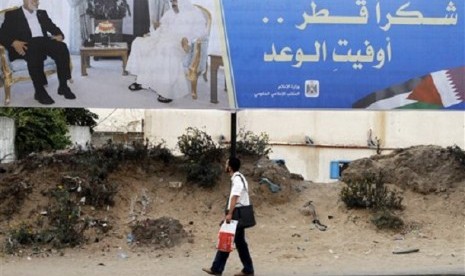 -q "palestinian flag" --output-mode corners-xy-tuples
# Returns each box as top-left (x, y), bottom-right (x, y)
(353, 66), (465, 110)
